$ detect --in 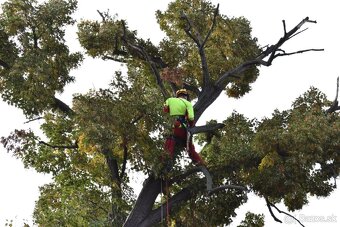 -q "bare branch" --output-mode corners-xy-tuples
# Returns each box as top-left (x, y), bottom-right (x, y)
(189, 123), (225, 135)
(265, 197), (305, 227)
(216, 17), (322, 88)
(201, 4), (219, 48)
(97, 10), (107, 22)
(282, 20), (287, 34)
(180, 11), (212, 90)
(24, 117), (43, 124)
(121, 22), (169, 100)
(38, 140), (78, 149)
(327, 76), (340, 113)
(265, 197), (282, 223)
(102, 55), (127, 63)
(274, 48), (324, 58)
(289, 27), (308, 40)
(180, 11), (202, 45)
